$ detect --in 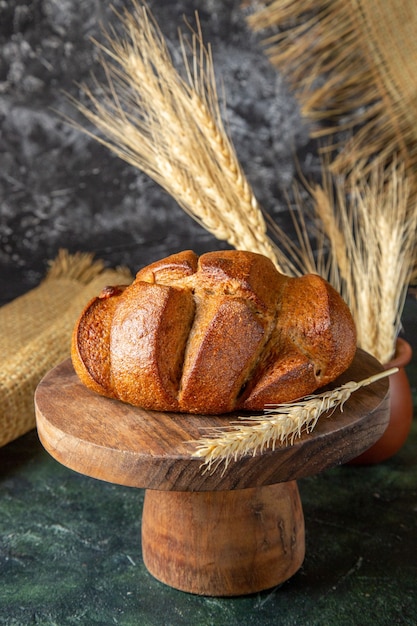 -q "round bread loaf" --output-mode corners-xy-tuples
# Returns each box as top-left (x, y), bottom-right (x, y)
(71, 250), (357, 414)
